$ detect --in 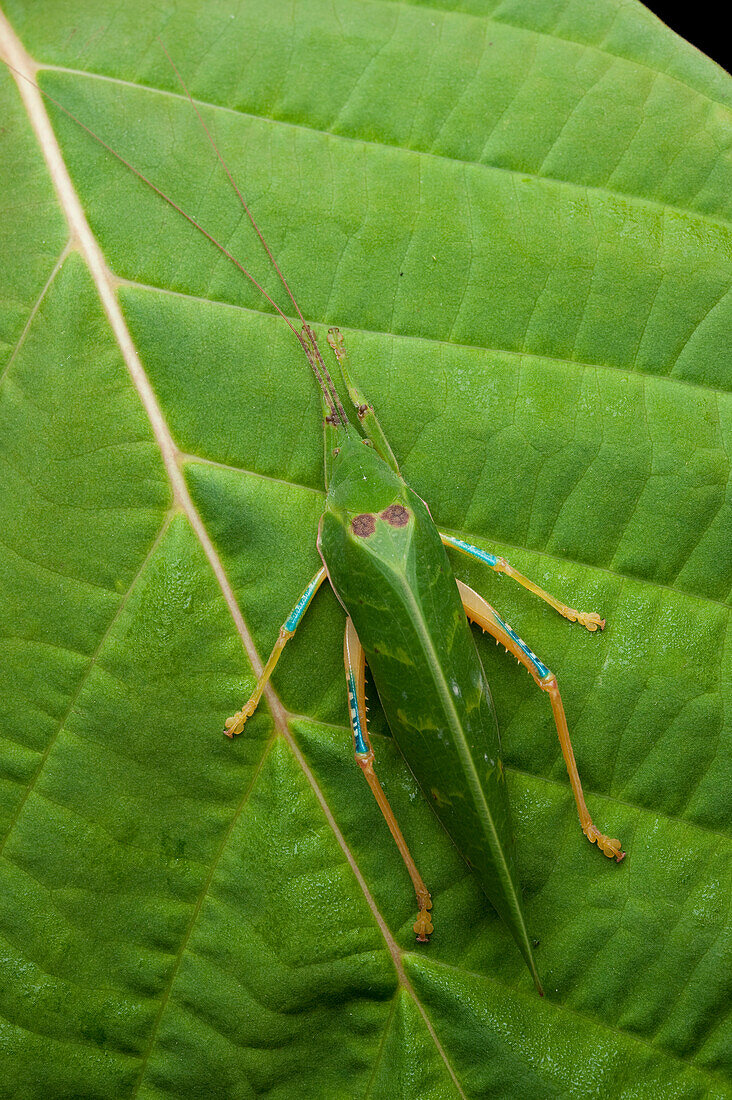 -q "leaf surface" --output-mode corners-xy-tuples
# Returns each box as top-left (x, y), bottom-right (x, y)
(0, 1), (730, 1096)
